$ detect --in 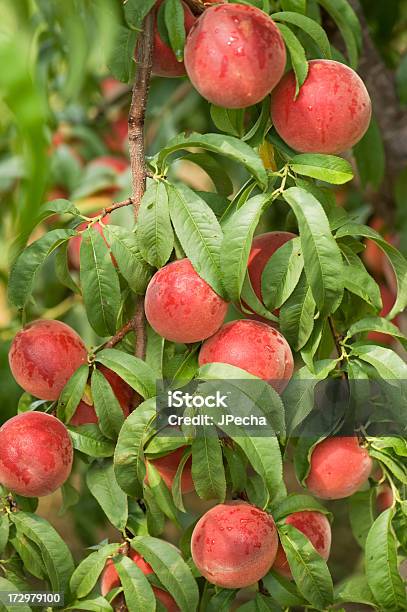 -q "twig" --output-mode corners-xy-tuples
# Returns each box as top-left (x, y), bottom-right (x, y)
(103, 319), (135, 349)
(184, 0), (205, 14)
(103, 197), (133, 215)
(328, 316), (342, 359)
